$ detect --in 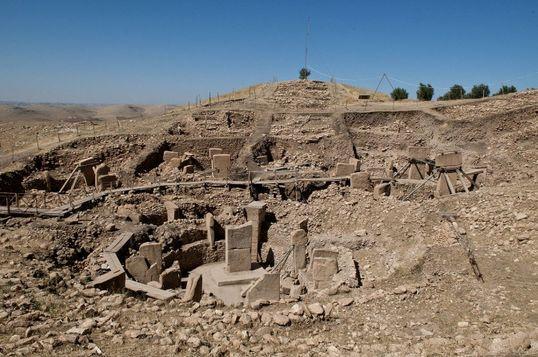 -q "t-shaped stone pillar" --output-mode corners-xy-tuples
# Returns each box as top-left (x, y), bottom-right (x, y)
(408, 146), (431, 180)
(225, 222), (252, 273)
(245, 201), (267, 262)
(292, 229), (307, 272)
(212, 154), (231, 179)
